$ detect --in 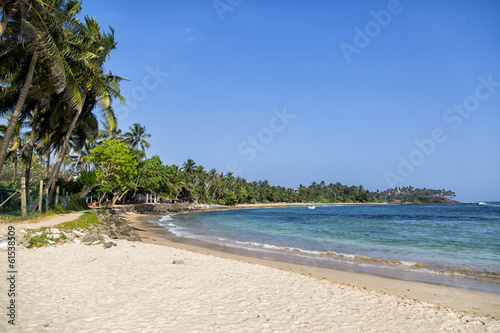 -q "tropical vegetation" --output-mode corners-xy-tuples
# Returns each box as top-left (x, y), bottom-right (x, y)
(0, 0), (123, 193)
